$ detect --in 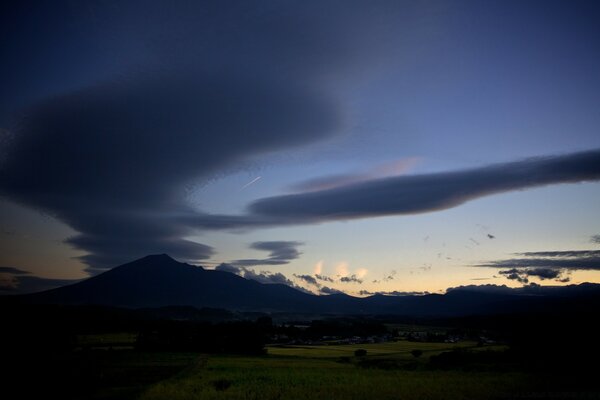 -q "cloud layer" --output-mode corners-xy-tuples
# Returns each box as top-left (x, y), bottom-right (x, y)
(231, 241), (303, 267)
(482, 250), (600, 271)
(479, 239), (600, 284)
(192, 149), (600, 229)
(0, 267), (79, 294)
